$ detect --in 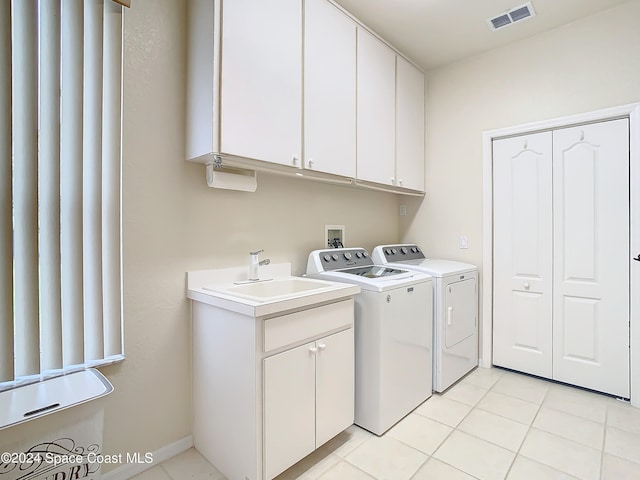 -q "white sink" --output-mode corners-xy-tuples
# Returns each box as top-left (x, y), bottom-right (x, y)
(203, 277), (340, 303)
(188, 264), (360, 317)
